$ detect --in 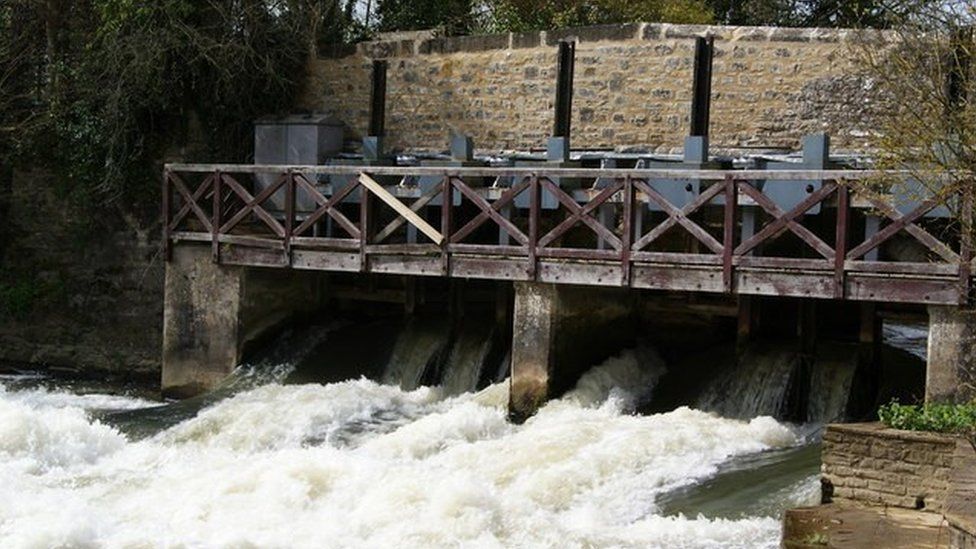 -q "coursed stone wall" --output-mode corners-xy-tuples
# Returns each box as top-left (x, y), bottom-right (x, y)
(303, 23), (881, 154)
(822, 423), (957, 512)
